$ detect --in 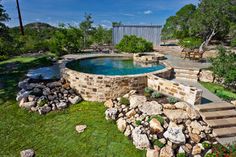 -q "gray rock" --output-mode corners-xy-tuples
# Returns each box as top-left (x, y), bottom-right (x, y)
(163, 125), (186, 144)
(32, 87), (42, 95)
(20, 101), (36, 109)
(18, 78), (31, 90)
(16, 90), (31, 101)
(132, 127), (150, 150)
(38, 106), (51, 115)
(105, 108), (118, 120)
(20, 149), (35, 157)
(116, 118), (127, 132)
(56, 102), (68, 109)
(75, 125), (87, 133)
(43, 87), (51, 96)
(46, 82), (62, 88)
(68, 96), (82, 104)
(139, 101), (162, 115)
